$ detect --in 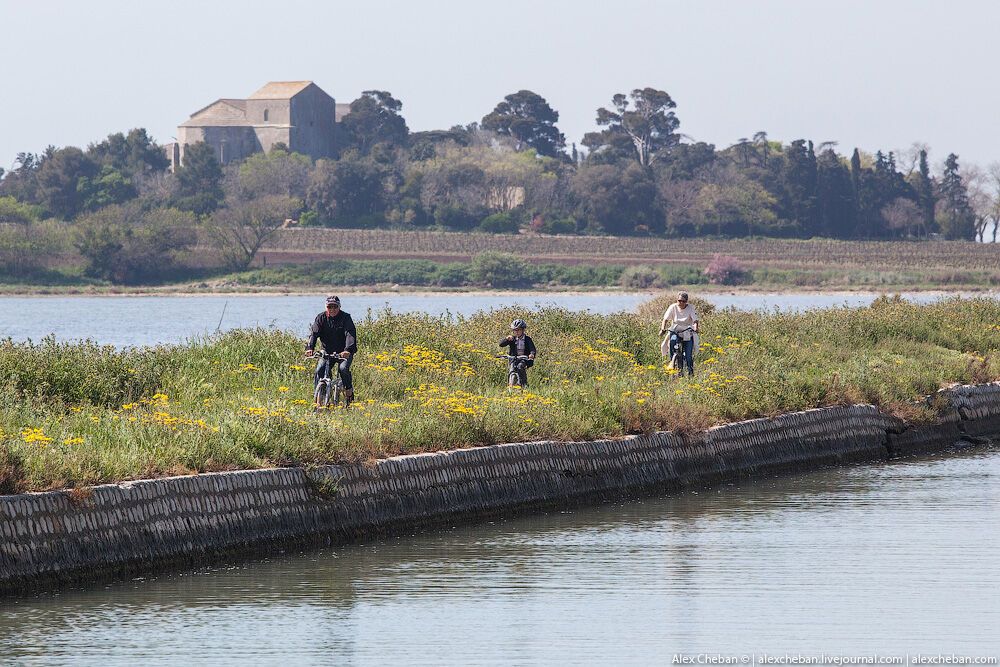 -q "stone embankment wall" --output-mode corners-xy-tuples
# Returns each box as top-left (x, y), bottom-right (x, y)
(2, 383), (998, 594)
